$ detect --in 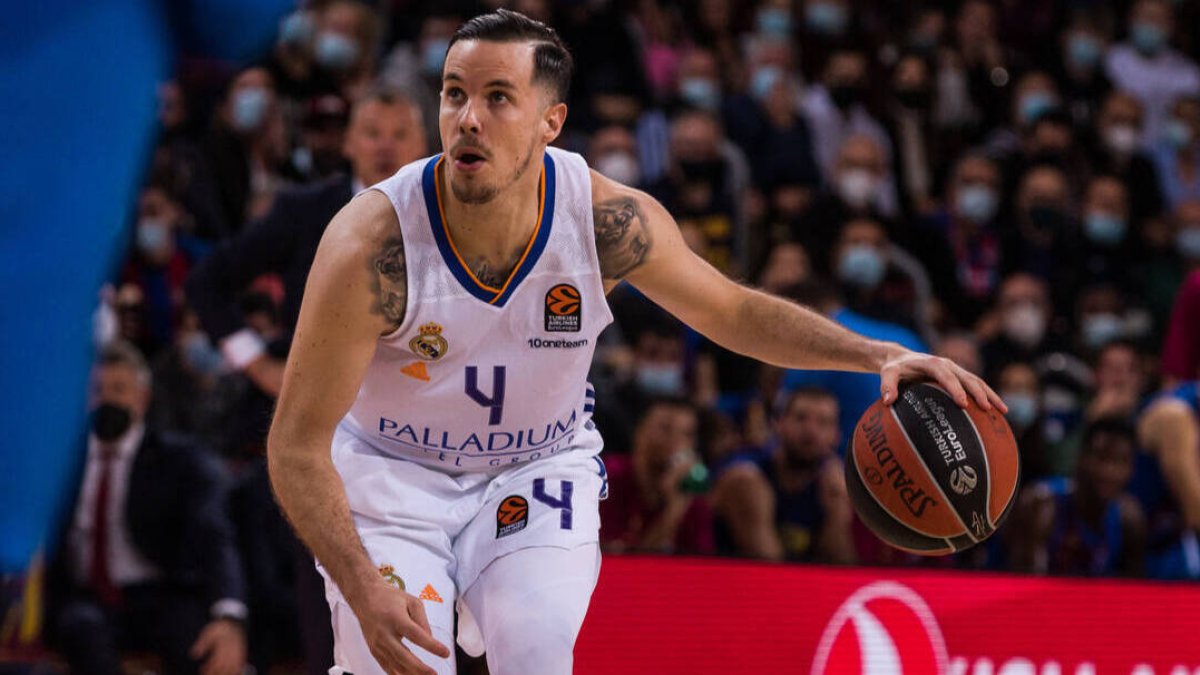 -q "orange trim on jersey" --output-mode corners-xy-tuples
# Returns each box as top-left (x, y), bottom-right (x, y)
(433, 156), (547, 304)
